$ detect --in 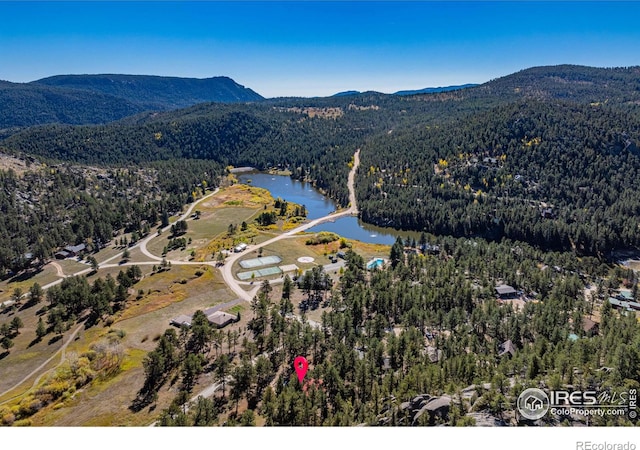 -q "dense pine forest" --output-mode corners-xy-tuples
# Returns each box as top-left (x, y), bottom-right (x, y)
(145, 242), (639, 426)
(358, 100), (640, 254)
(0, 159), (223, 273)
